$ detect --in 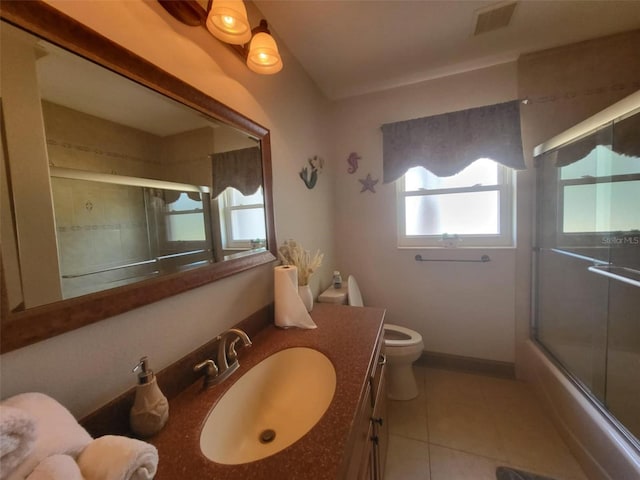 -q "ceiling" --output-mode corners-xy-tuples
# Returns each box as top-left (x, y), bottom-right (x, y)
(253, 0), (640, 100)
(34, 34), (216, 137)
